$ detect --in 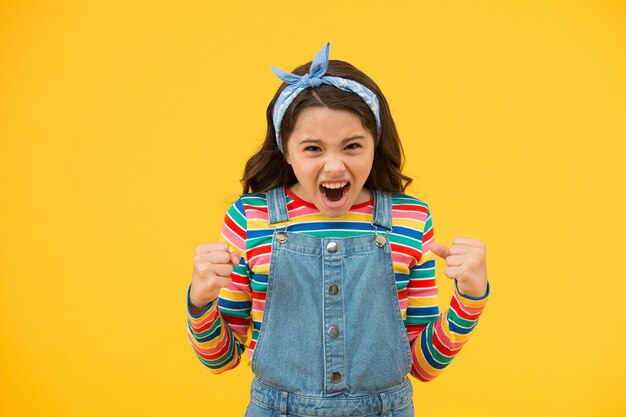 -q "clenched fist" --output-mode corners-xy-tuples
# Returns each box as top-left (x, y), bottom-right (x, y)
(430, 237), (488, 298)
(189, 242), (241, 312)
